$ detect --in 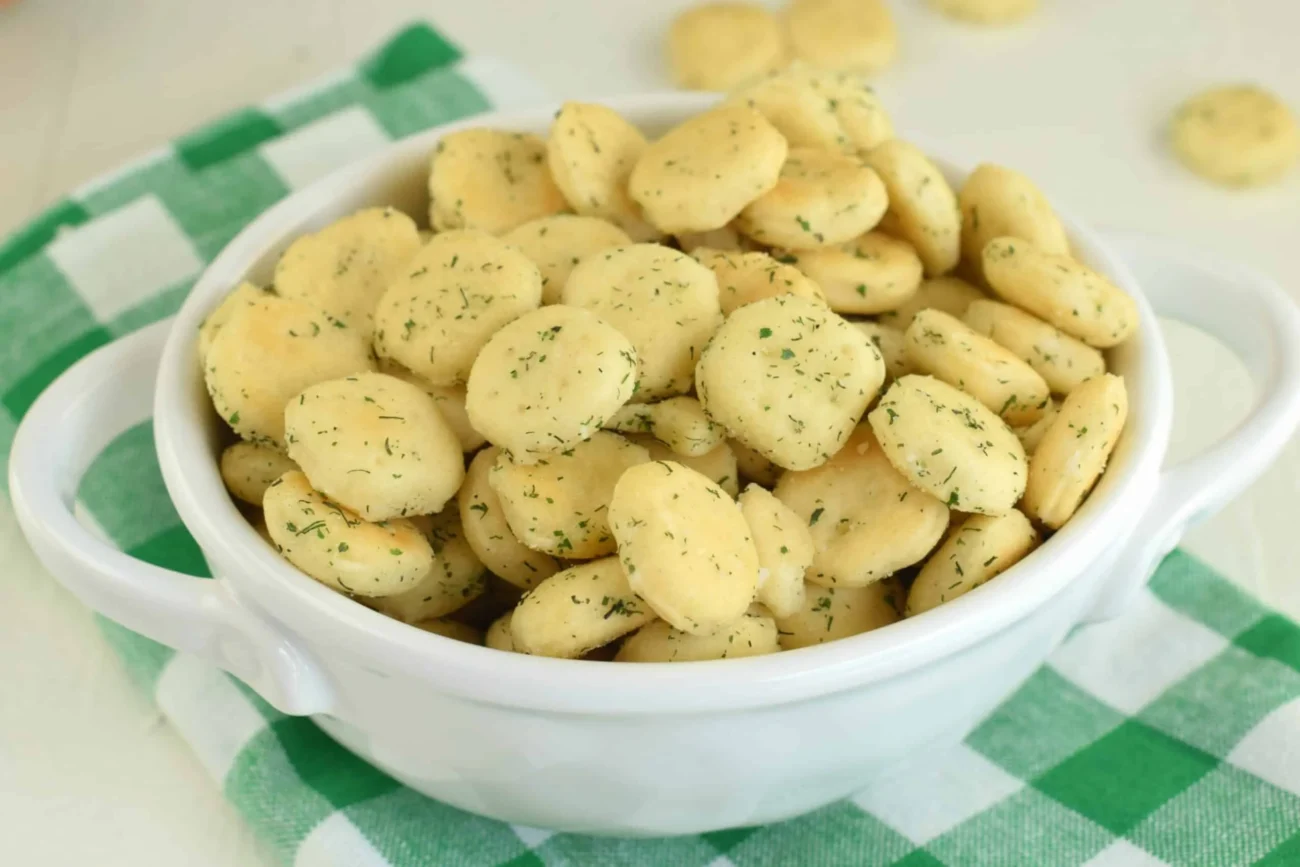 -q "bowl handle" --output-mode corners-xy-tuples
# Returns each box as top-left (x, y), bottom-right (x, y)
(7, 320), (334, 715)
(1086, 231), (1300, 621)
